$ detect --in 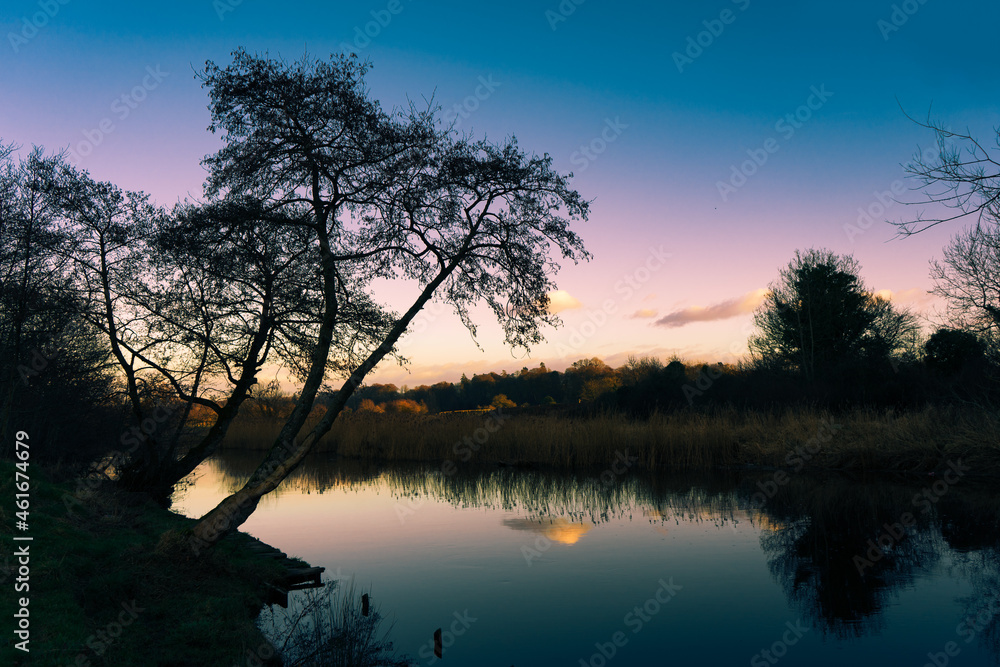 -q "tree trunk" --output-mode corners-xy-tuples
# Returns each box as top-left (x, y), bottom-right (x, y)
(188, 266), (455, 552)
